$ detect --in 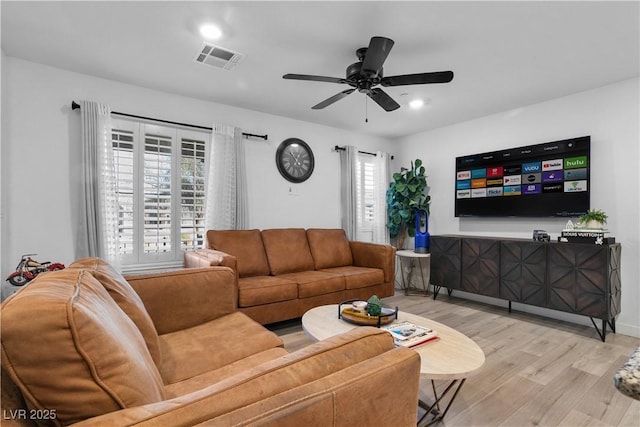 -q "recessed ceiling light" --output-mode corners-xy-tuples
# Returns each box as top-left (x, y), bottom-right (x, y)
(200, 24), (222, 40)
(409, 99), (424, 109)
